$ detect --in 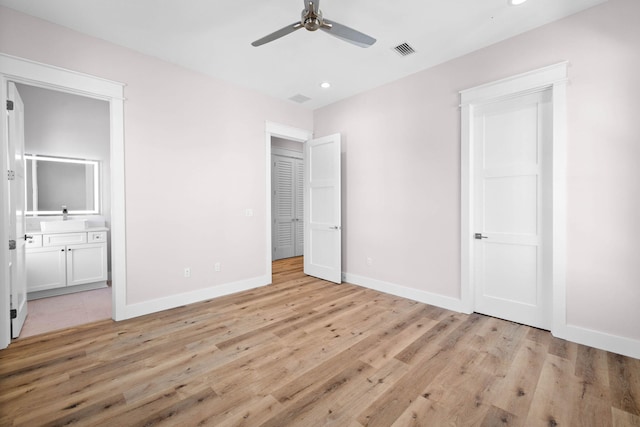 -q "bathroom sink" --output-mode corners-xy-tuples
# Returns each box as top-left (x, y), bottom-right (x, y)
(40, 219), (88, 232)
